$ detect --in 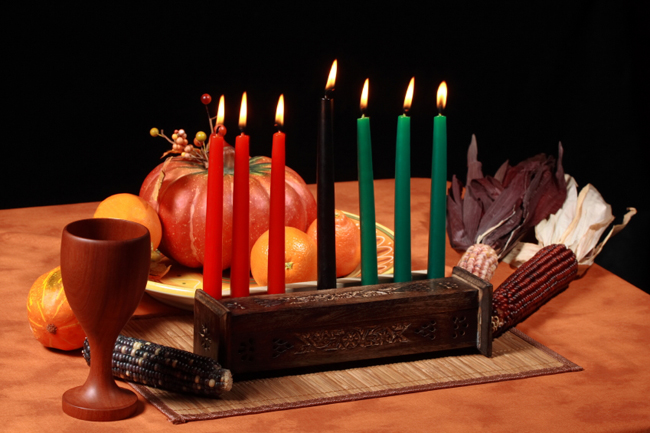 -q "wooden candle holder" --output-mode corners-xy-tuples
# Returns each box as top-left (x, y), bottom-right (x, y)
(193, 267), (492, 375)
